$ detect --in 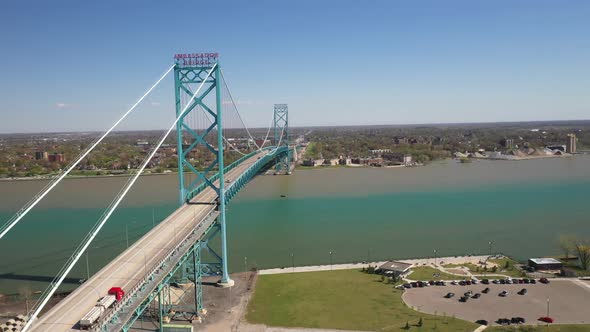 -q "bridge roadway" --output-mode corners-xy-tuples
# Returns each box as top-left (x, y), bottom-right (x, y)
(31, 150), (267, 331)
